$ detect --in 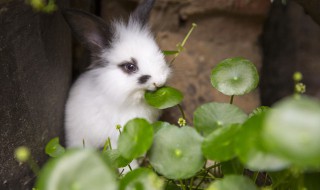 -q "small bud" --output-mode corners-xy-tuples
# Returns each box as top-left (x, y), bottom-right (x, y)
(174, 149), (182, 157)
(293, 72), (303, 82)
(295, 82), (306, 94)
(178, 118), (186, 127)
(15, 146), (30, 163)
(116, 124), (122, 130)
